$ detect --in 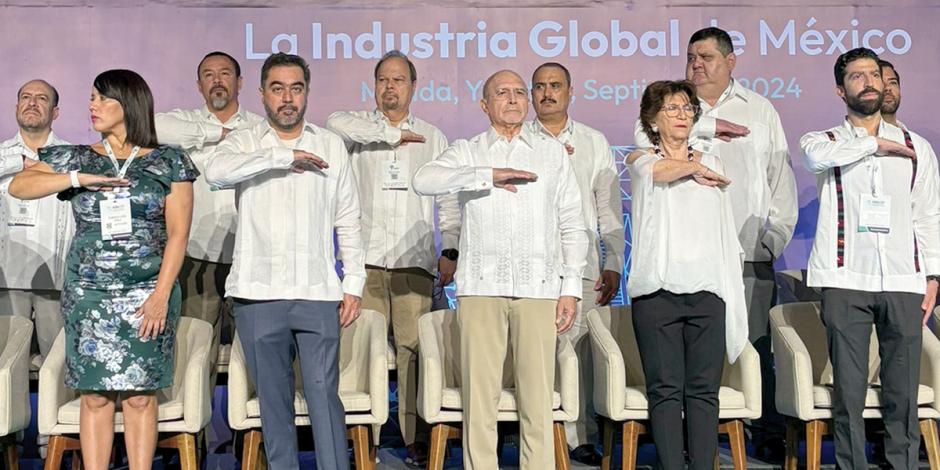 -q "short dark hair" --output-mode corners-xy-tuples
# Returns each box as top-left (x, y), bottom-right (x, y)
(639, 80), (702, 146)
(197, 51), (241, 78)
(688, 27), (734, 56)
(93, 69), (158, 148)
(261, 53), (310, 87)
(878, 59), (900, 85)
(834, 47), (880, 87)
(17, 79), (59, 108)
(532, 62), (572, 88)
(374, 50), (417, 82)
